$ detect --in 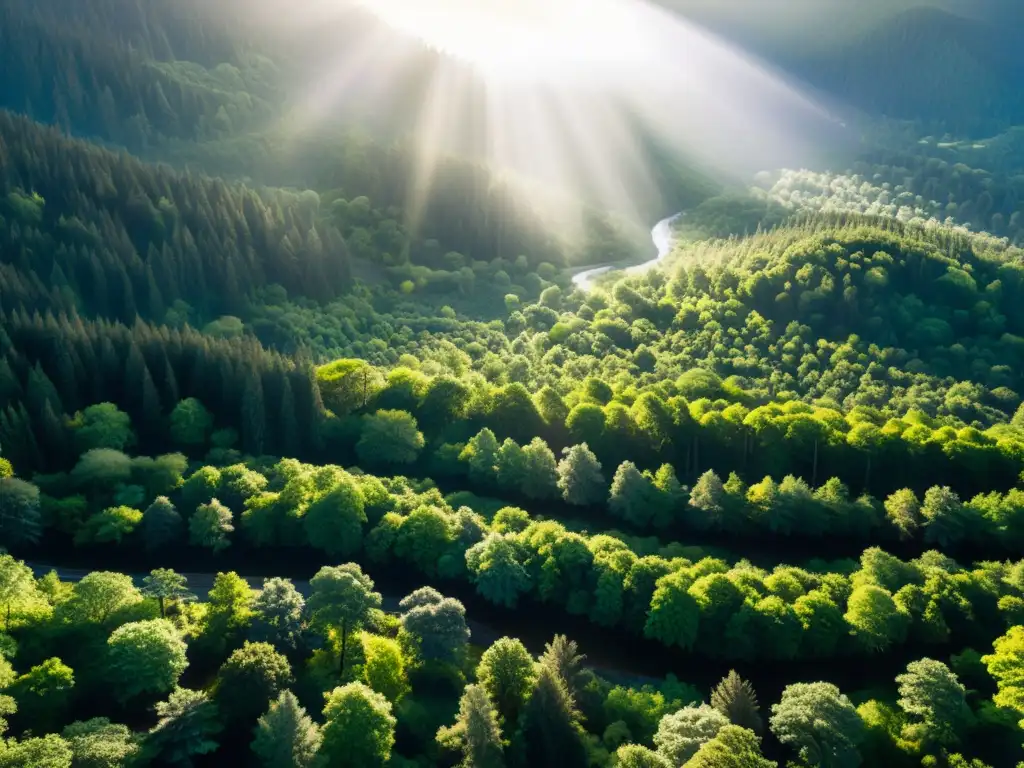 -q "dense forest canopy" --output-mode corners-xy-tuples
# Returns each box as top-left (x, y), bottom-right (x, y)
(0, 0), (1023, 766)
